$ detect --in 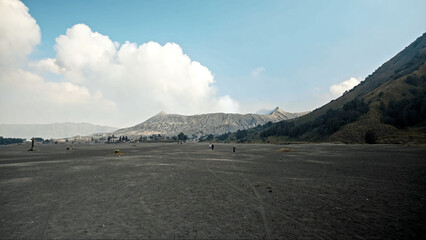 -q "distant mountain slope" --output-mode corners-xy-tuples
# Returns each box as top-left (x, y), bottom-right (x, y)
(114, 108), (307, 137)
(0, 123), (118, 140)
(218, 32), (426, 143)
